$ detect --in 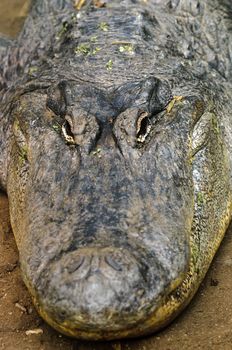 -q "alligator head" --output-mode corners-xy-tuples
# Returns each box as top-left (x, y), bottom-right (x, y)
(5, 72), (230, 339)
